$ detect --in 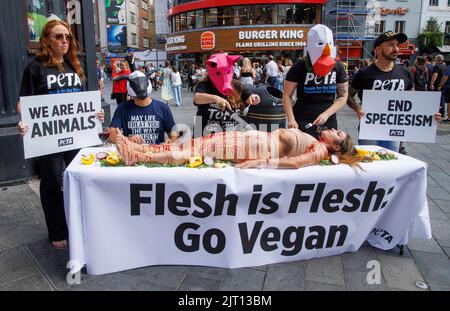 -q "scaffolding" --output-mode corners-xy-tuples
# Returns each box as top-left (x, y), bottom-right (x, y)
(328, 0), (379, 72)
